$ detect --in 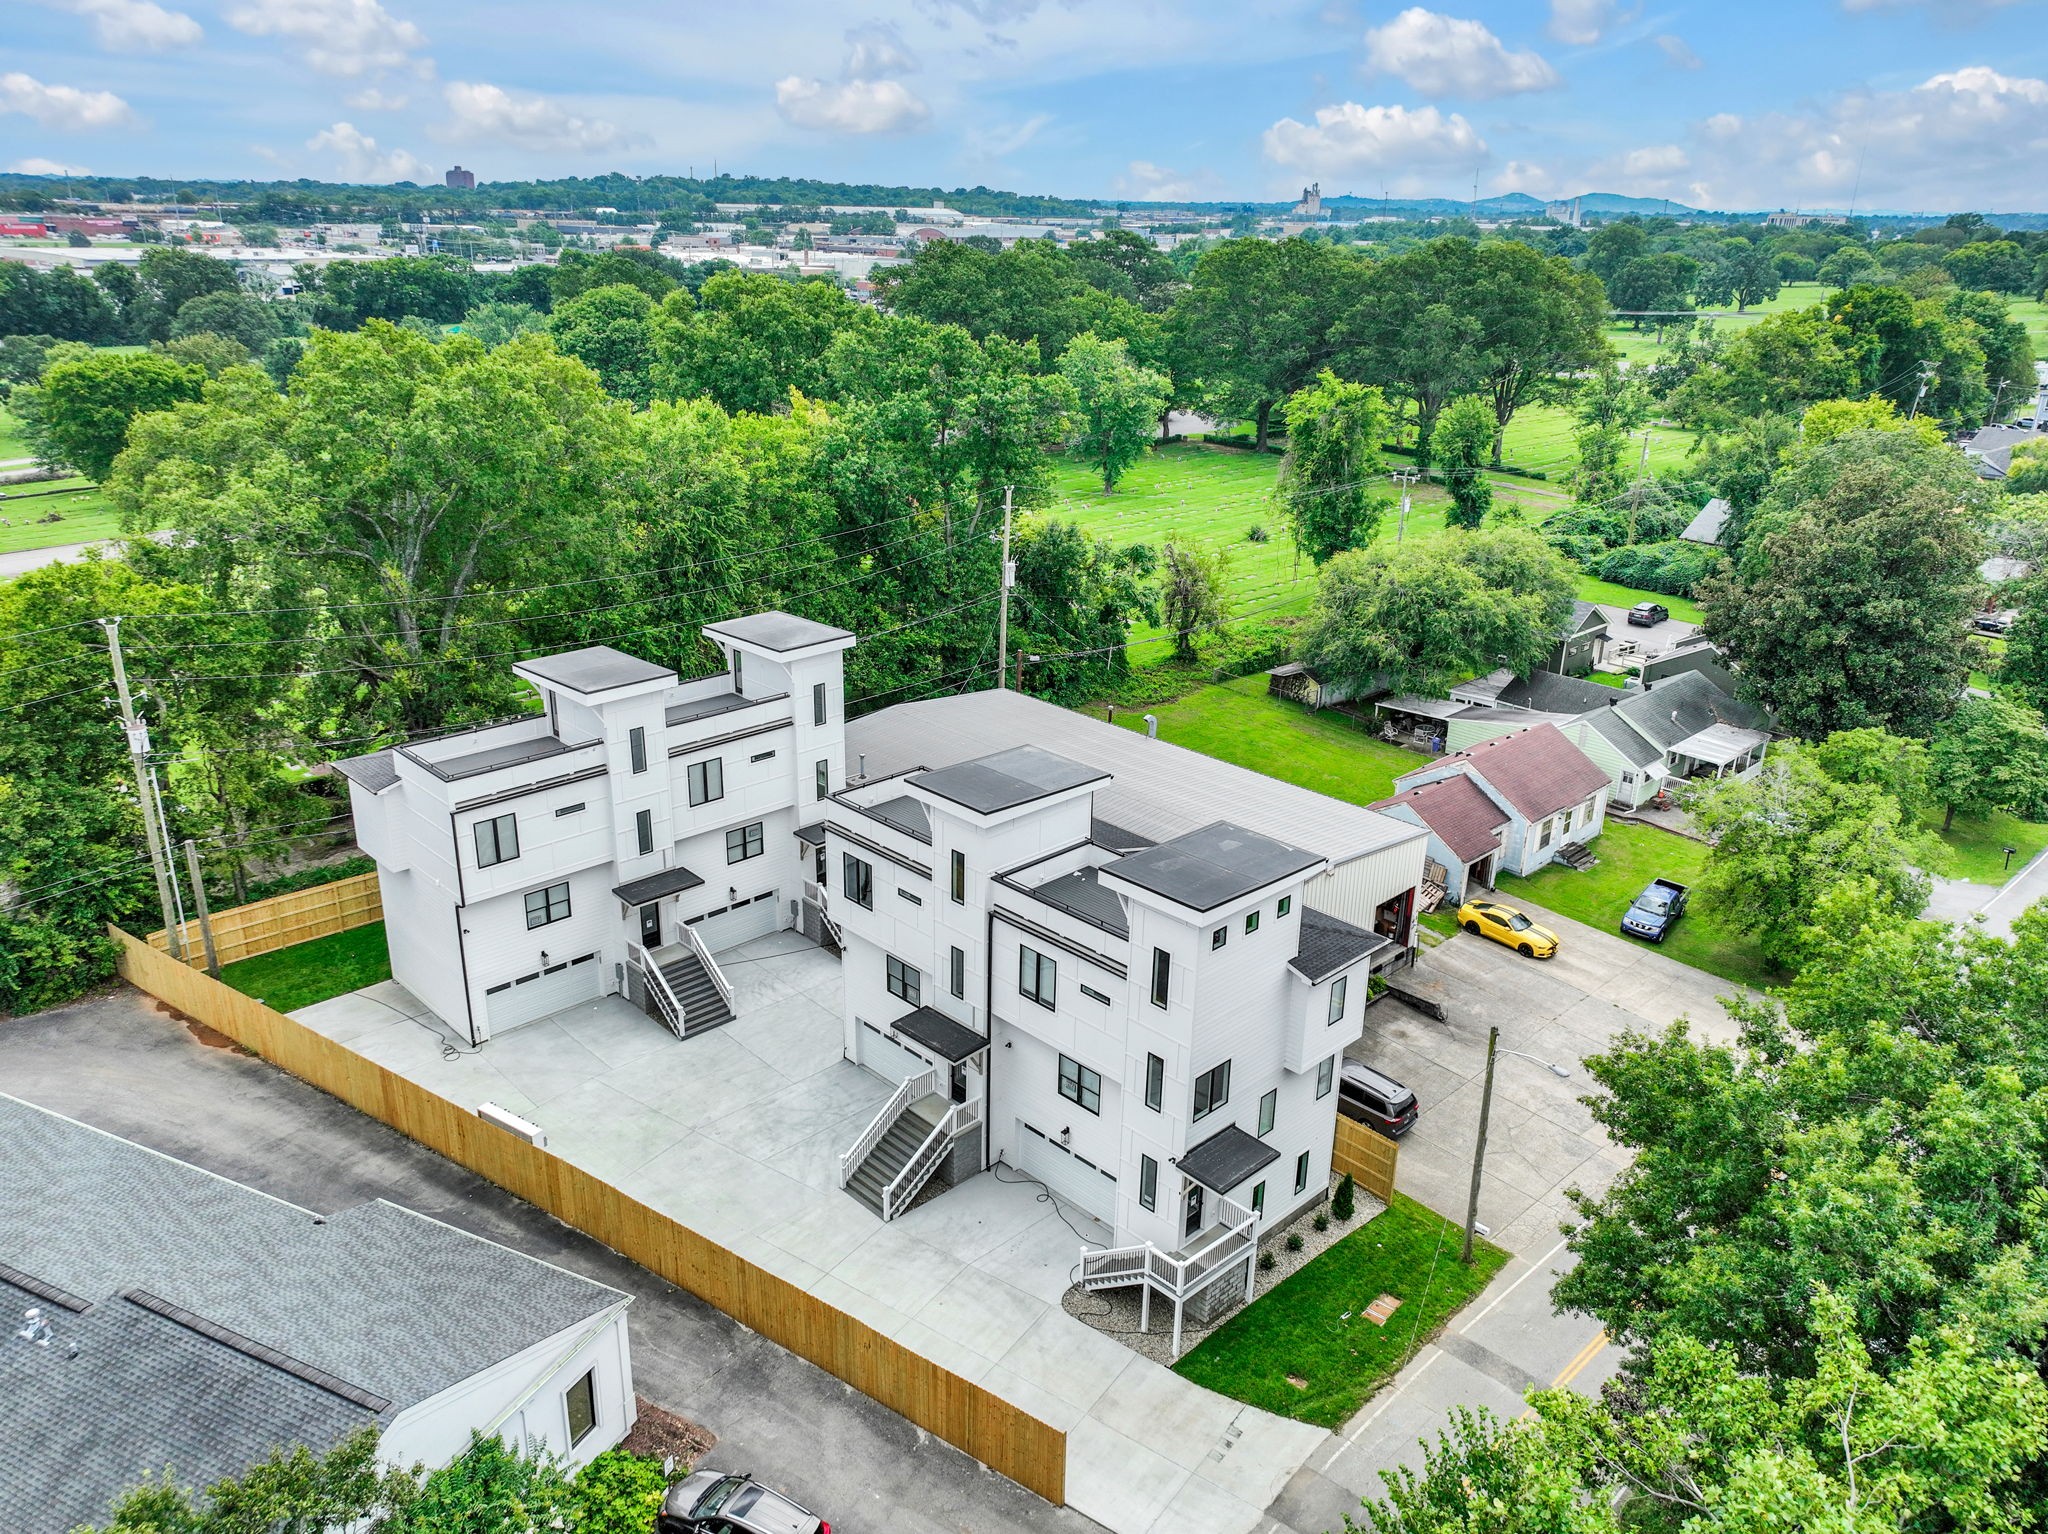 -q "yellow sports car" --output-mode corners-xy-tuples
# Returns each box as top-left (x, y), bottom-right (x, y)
(1457, 899), (1559, 959)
